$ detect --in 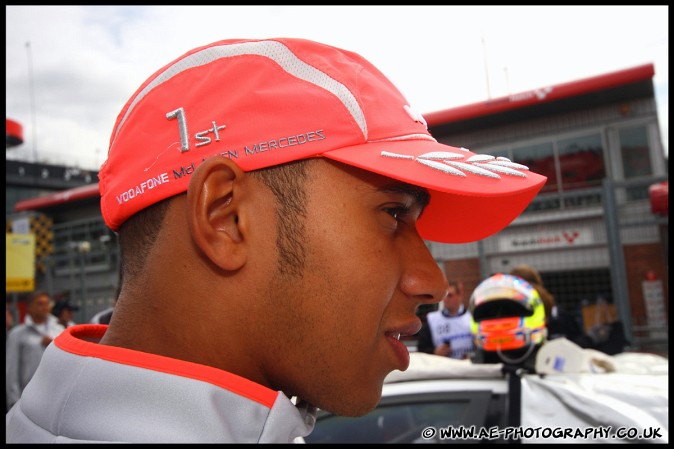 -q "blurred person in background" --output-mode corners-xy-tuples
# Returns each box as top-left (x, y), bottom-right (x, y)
(52, 299), (80, 328)
(417, 280), (474, 359)
(6, 291), (65, 410)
